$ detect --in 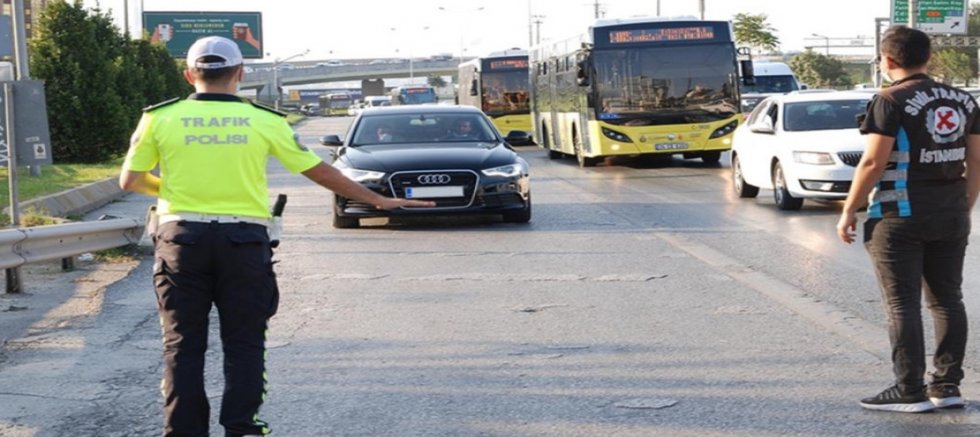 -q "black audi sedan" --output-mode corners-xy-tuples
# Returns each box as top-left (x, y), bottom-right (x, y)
(320, 105), (531, 228)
